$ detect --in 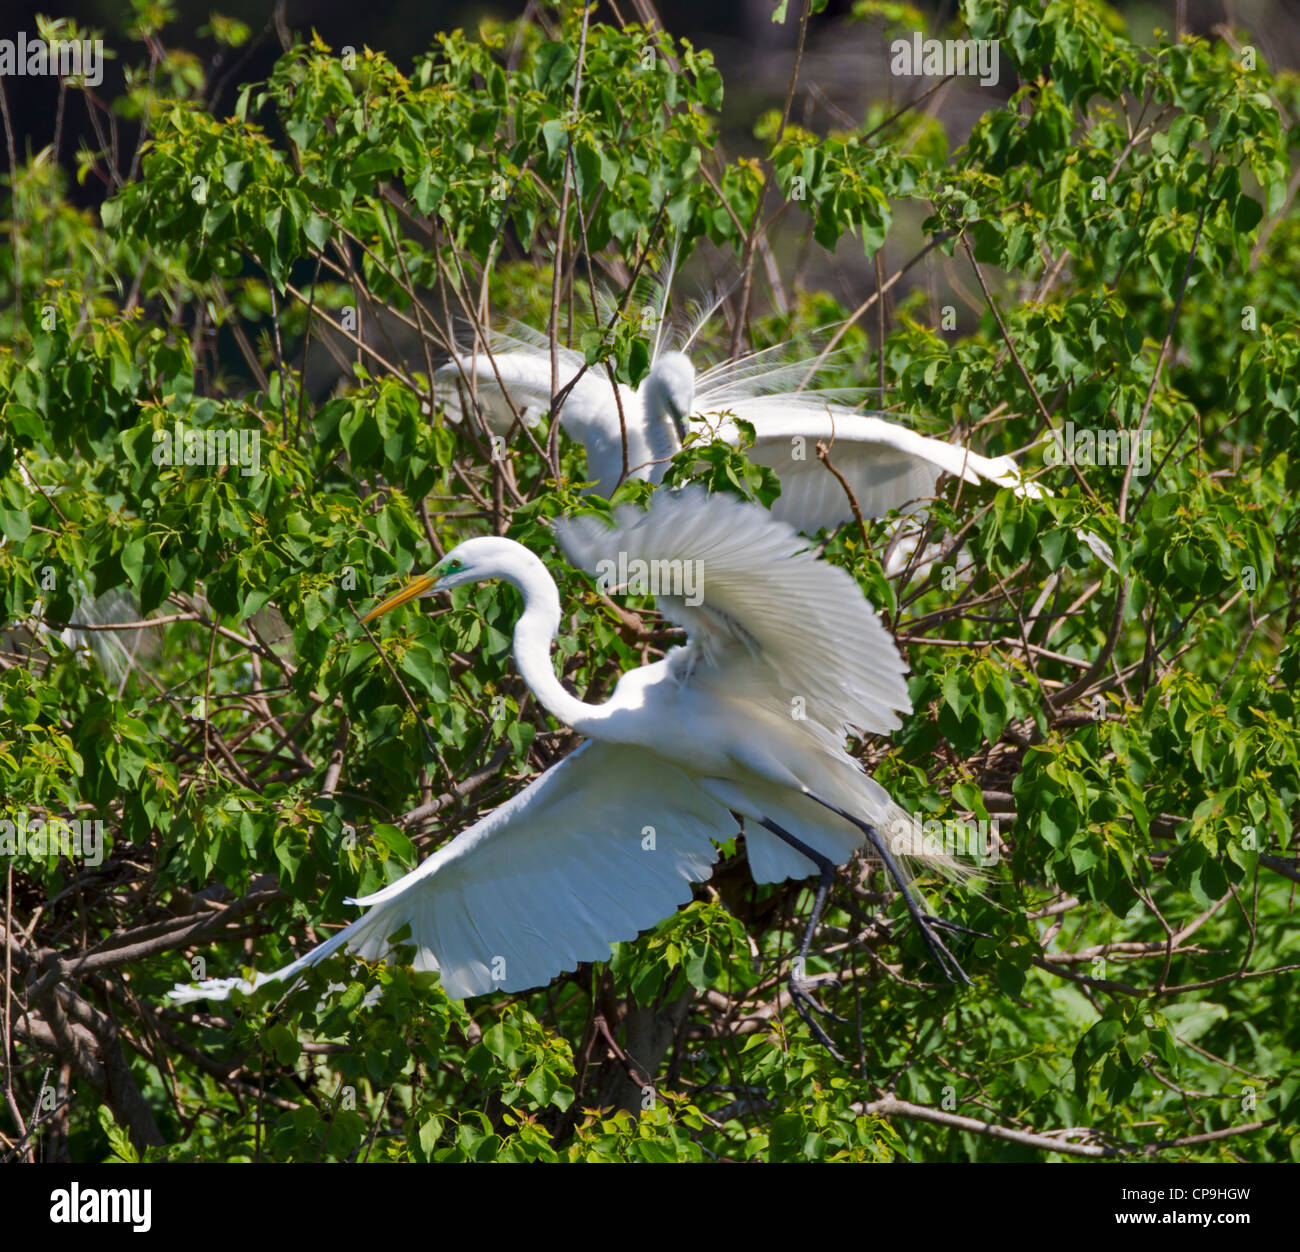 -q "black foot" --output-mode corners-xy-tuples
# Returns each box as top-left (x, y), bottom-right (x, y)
(788, 977), (846, 1062)
(901, 894), (972, 985)
(929, 917), (992, 940)
(800, 792), (976, 986)
(789, 967), (847, 1023)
